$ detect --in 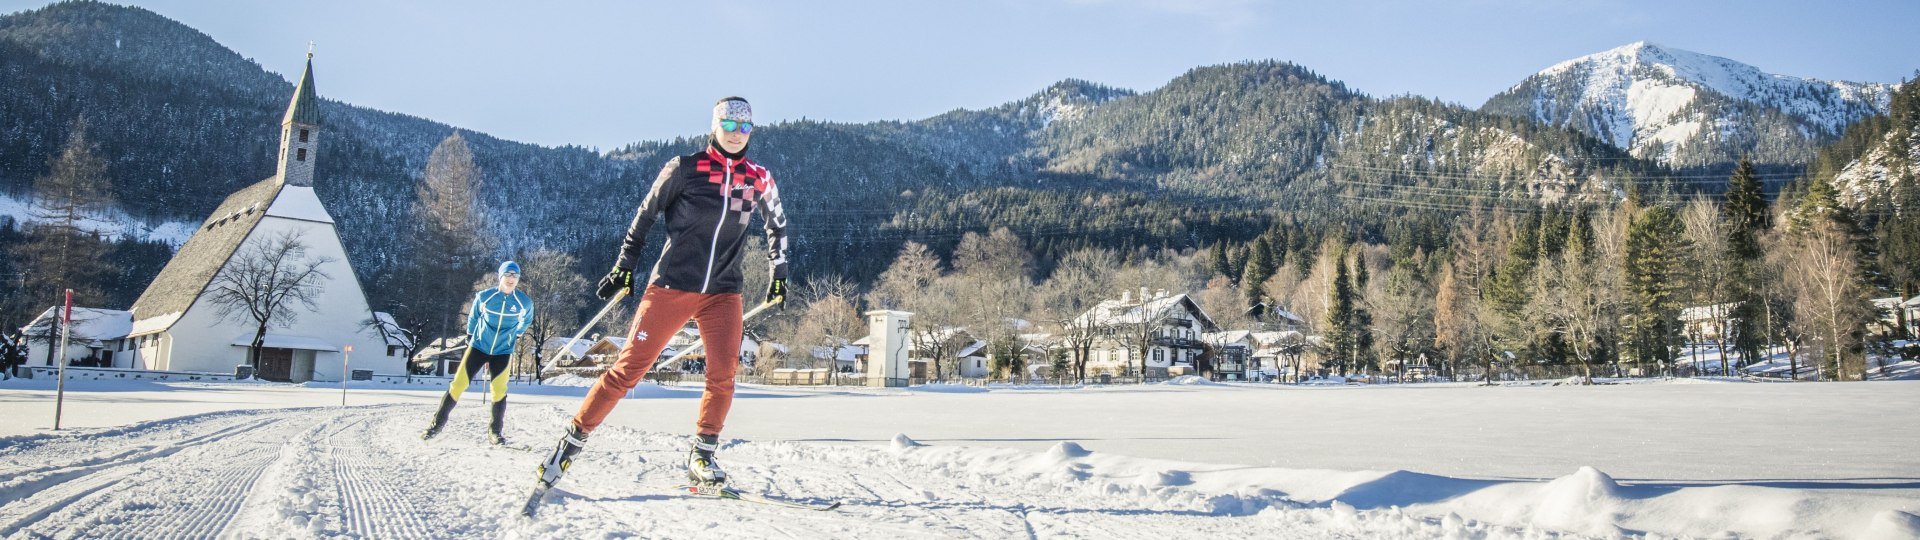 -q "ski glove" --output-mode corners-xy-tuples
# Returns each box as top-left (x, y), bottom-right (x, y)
(596, 268), (634, 300)
(766, 278), (787, 307)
